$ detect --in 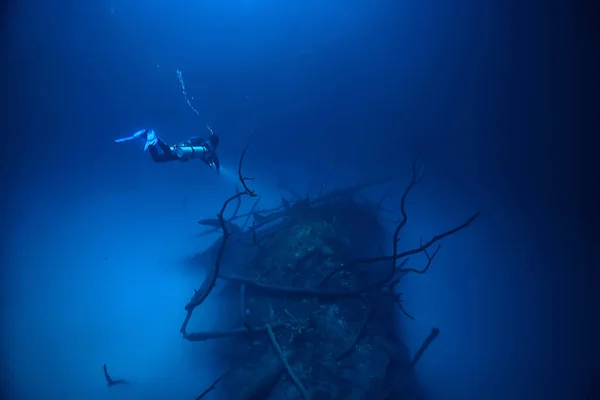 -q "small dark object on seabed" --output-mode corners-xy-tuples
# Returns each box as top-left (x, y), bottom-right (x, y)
(103, 364), (127, 387)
